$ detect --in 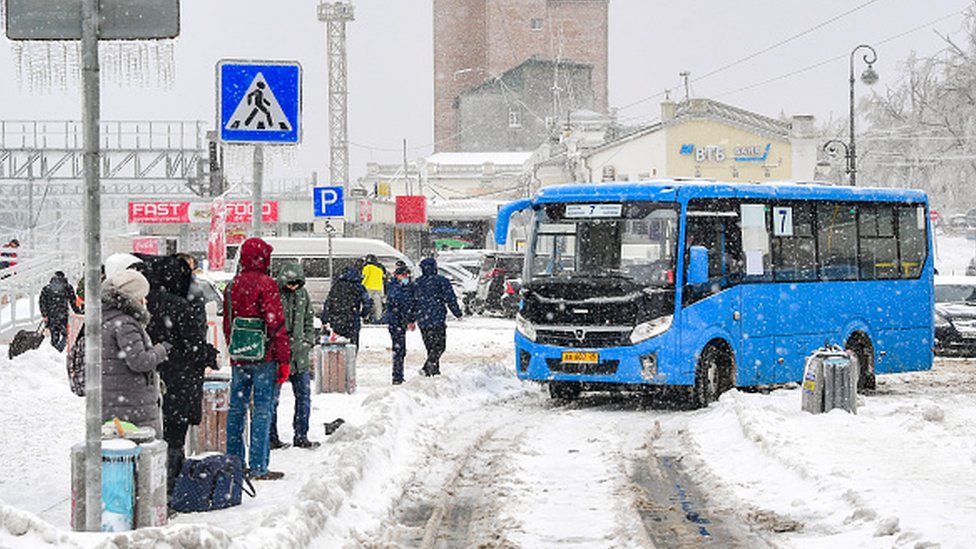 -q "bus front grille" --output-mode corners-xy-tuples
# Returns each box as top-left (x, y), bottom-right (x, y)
(546, 359), (620, 375)
(536, 328), (632, 348)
